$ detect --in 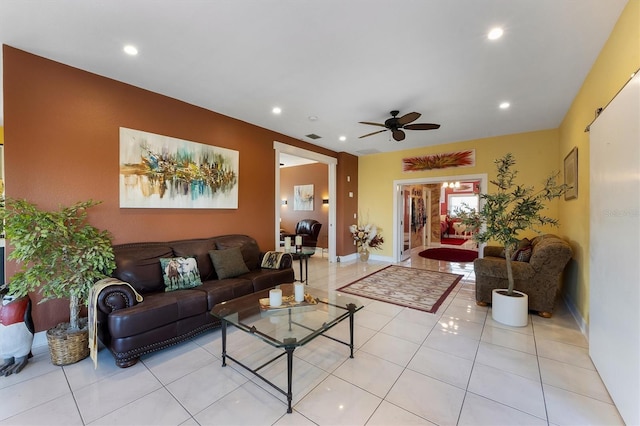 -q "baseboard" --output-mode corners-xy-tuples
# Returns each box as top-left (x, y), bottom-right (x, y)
(562, 295), (589, 341)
